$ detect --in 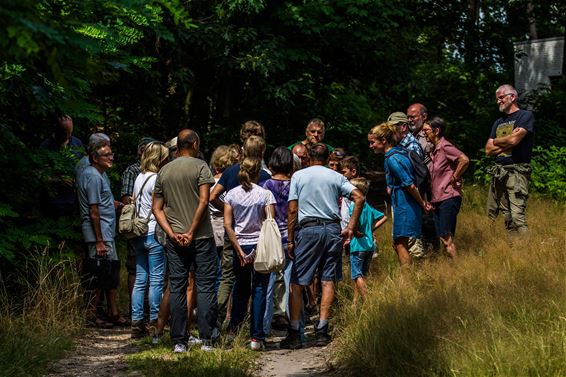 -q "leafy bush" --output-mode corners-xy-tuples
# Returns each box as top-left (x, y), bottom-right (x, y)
(473, 146), (566, 200)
